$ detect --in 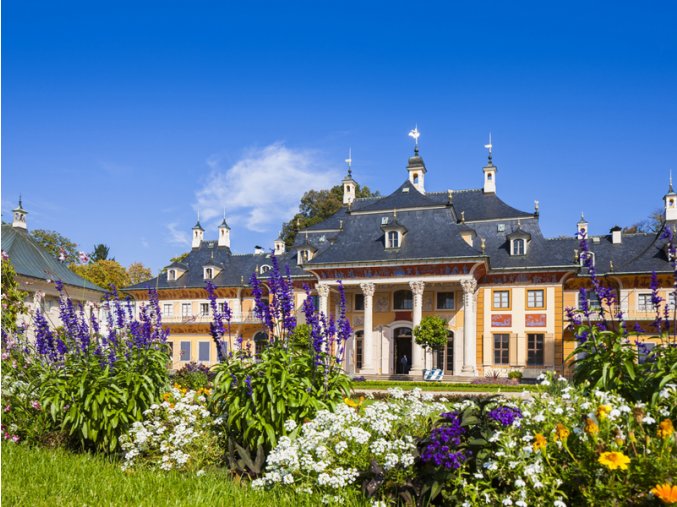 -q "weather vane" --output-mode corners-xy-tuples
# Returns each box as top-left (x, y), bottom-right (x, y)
(408, 125), (420, 153)
(484, 132), (493, 163)
(345, 148), (352, 176)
